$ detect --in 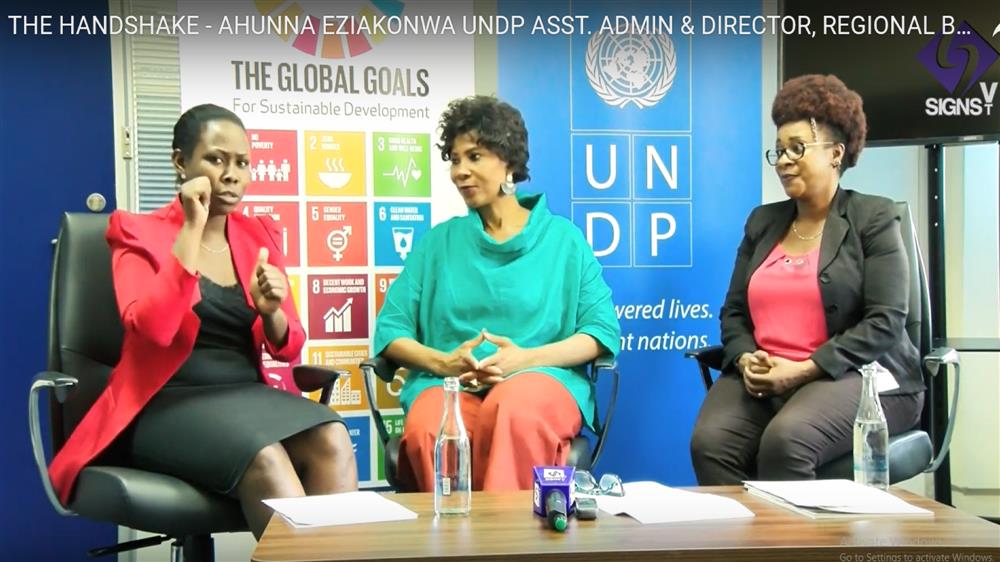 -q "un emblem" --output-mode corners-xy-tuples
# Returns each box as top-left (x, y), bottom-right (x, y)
(585, 32), (676, 109)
